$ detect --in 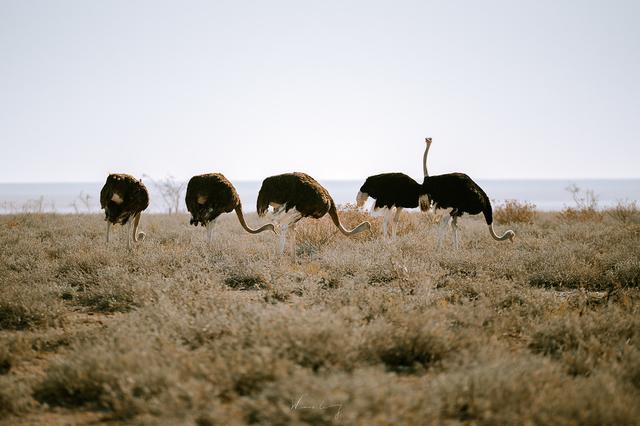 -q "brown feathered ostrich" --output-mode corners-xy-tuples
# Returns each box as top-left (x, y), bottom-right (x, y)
(418, 140), (515, 248)
(100, 173), (149, 249)
(185, 173), (275, 242)
(257, 172), (371, 256)
(355, 138), (432, 240)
